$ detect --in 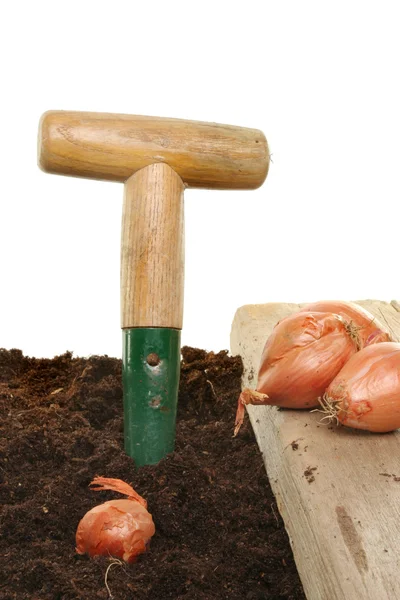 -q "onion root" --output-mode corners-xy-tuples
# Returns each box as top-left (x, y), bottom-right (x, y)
(312, 393), (346, 425)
